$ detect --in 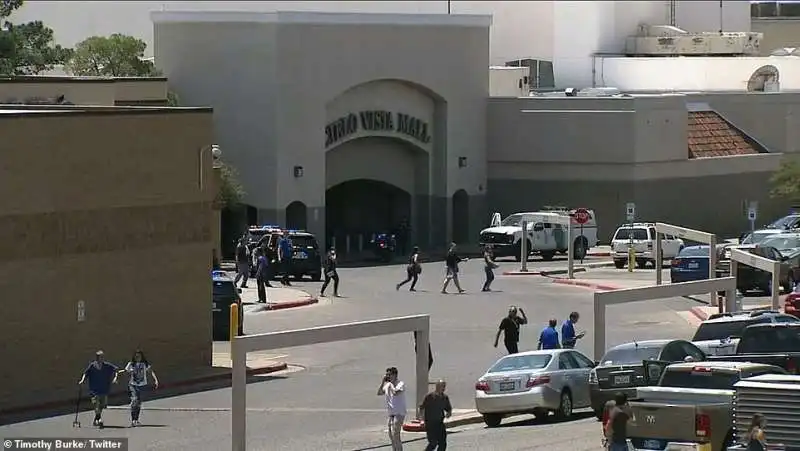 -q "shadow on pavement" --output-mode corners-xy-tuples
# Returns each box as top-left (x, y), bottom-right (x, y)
(1, 373), (289, 426)
(349, 429), (465, 451)
(497, 410), (595, 428)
